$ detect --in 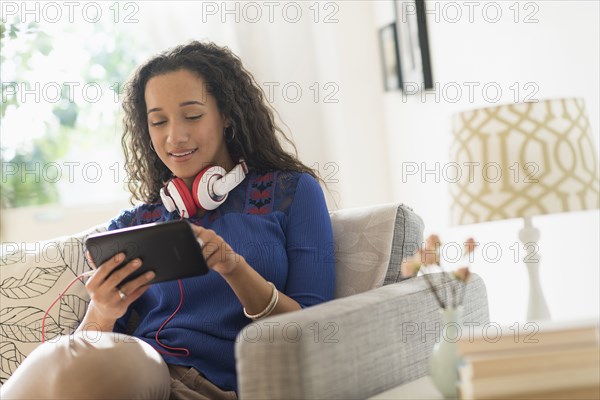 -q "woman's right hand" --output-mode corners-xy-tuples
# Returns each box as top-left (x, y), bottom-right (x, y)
(80, 252), (155, 330)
